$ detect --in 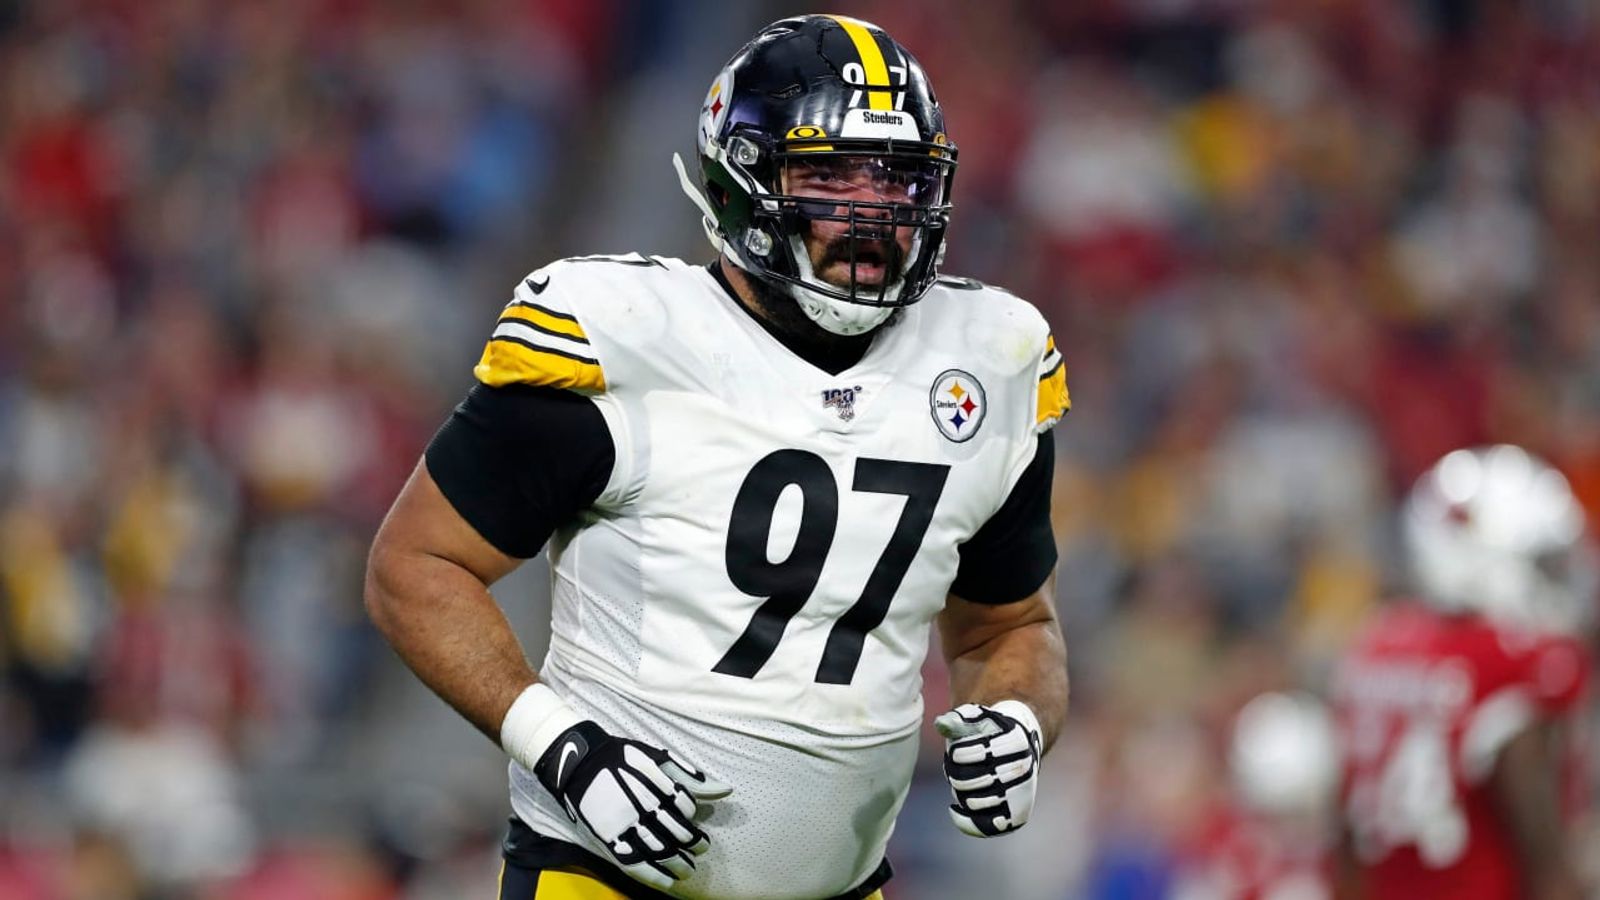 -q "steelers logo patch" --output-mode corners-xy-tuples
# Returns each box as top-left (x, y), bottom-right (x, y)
(929, 369), (986, 442)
